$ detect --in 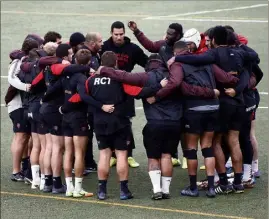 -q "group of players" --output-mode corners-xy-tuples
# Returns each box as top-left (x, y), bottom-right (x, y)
(5, 20), (263, 200)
